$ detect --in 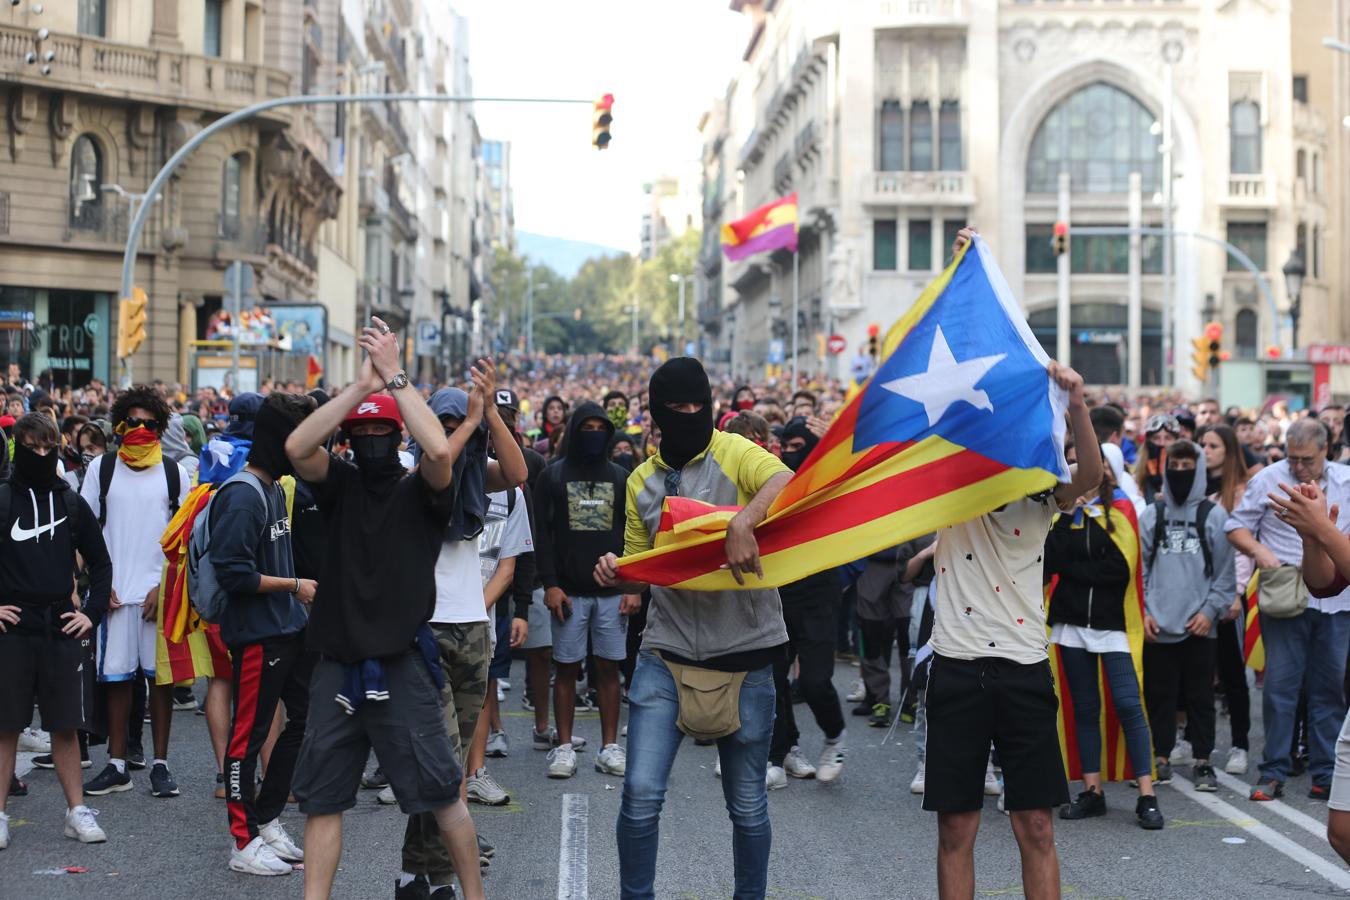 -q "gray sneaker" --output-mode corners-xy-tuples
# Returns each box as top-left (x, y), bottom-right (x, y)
(1153, 761), (1173, 785)
(547, 744), (578, 779)
(467, 768), (510, 805)
(485, 730), (509, 758)
(1192, 763), (1218, 792)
